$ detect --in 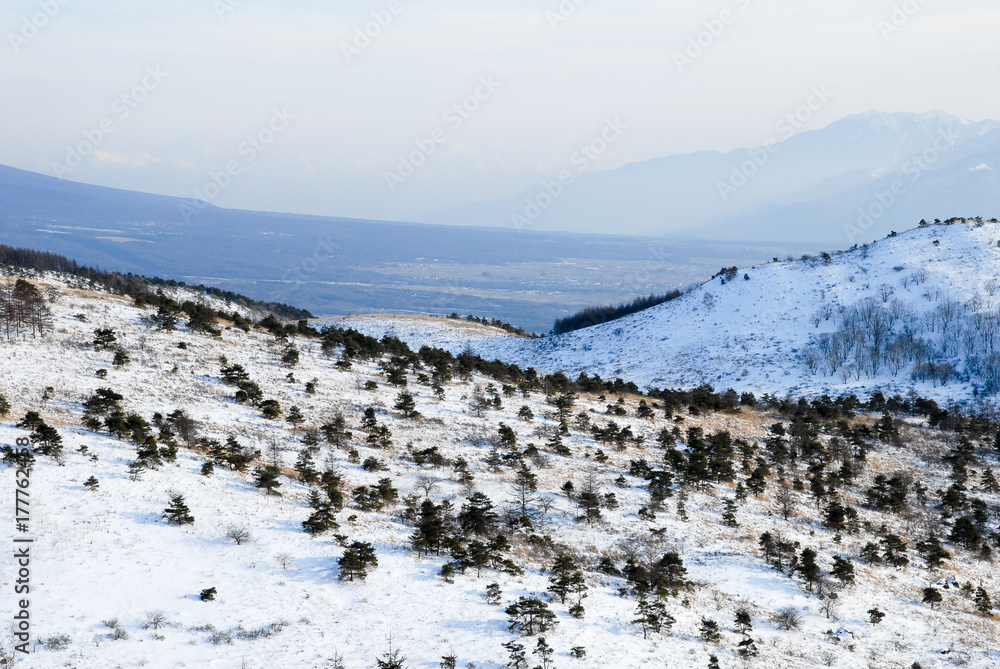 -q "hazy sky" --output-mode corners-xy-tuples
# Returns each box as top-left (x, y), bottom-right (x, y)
(1, 0), (997, 224)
